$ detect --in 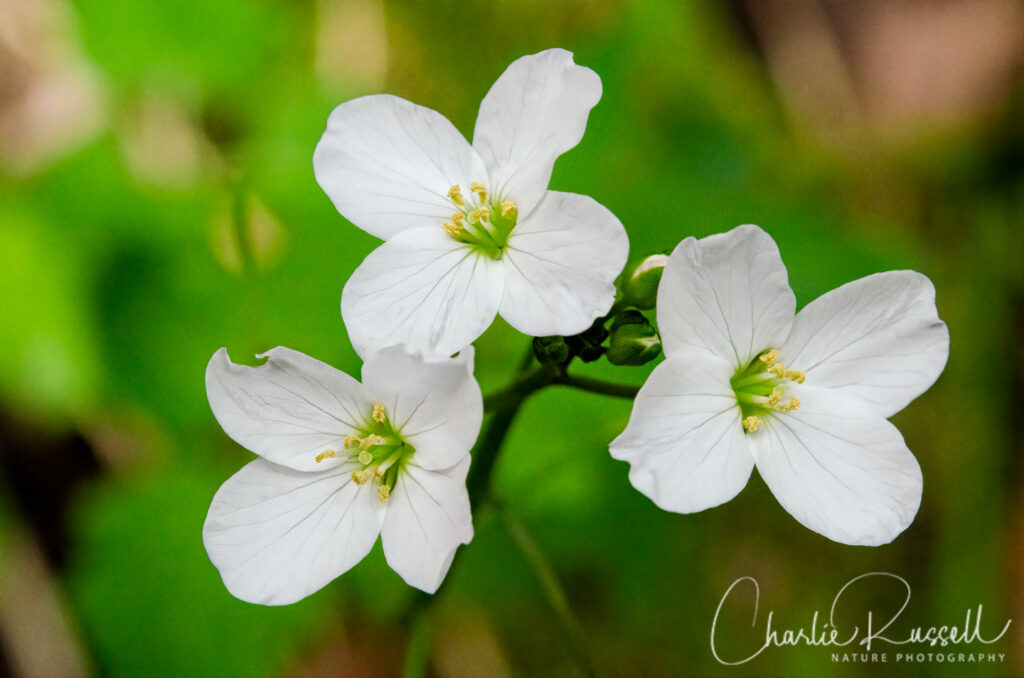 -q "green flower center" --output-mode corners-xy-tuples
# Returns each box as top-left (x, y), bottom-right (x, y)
(442, 182), (517, 260)
(729, 349), (806, 434)
(315, 402), (415, 503)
